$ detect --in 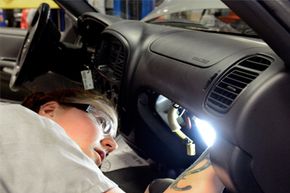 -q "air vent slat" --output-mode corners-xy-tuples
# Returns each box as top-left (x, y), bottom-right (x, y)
(209, 92), (234, 105)
(114, 65), (123, 70)
(207, 99), (229, 113)
(223, 77), (247, 89)
(232, 70), (258, 80)
(115, 67), (122, 72)
(113, 69), (123, 74)
(227, 73), (253, 84)
(239, 56), (272, 71)
(206, 55), (272, 113)
(247, 56), (272, 65)
(218, 82), (242, 94)
(214, 87), (238, 100)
